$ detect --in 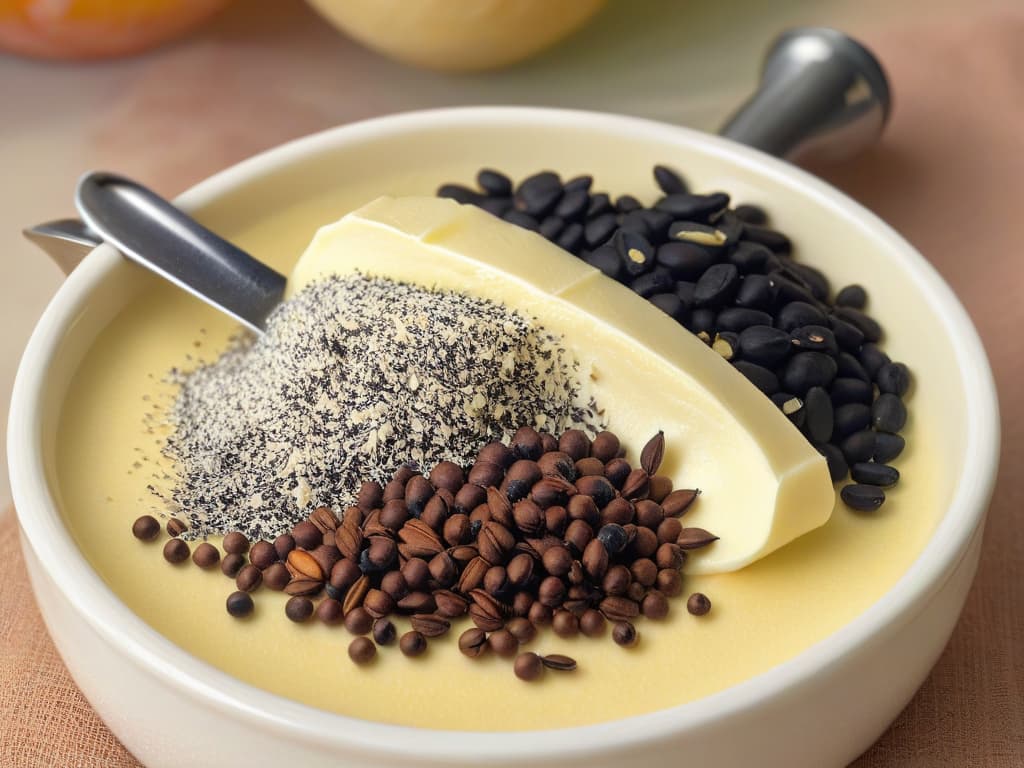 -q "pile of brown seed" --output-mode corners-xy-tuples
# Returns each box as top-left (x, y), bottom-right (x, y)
(134, 426), (715, 681)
